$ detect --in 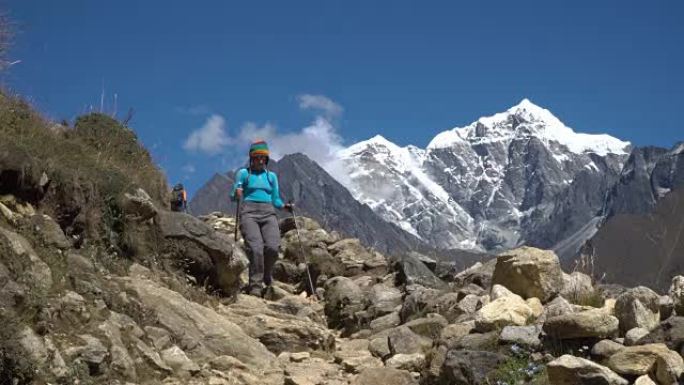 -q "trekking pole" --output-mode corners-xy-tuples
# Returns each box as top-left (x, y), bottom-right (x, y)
(234, 198), (241, 242)
(290, 201), (317, 299)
